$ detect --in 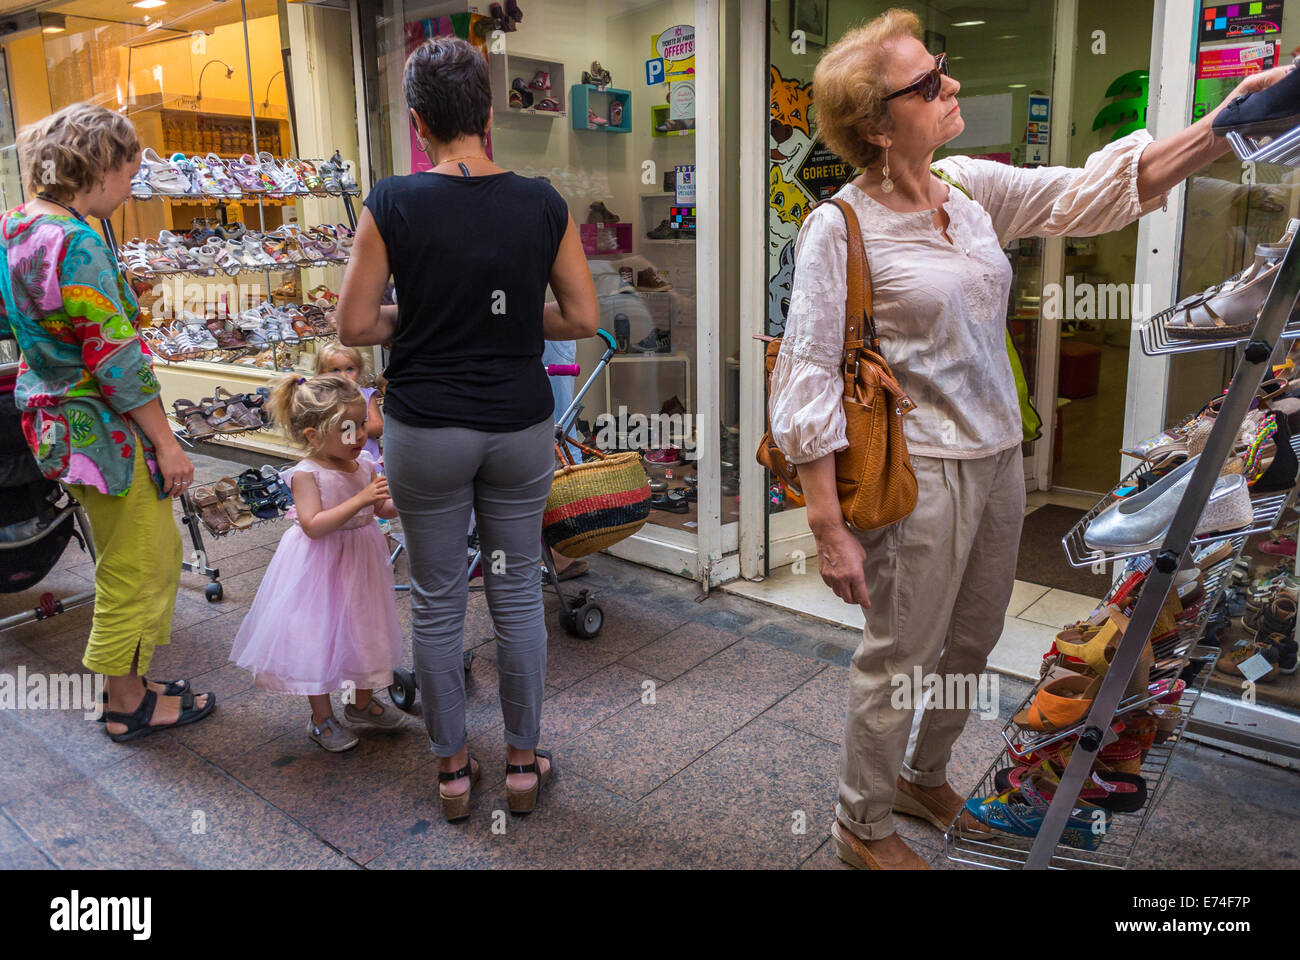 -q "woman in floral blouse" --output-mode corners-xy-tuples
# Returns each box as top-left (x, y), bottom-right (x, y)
(0, 103), (214, 741)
